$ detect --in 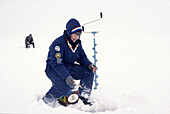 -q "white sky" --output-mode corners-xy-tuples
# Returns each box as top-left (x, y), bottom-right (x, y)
(0, 0), (170, 38)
